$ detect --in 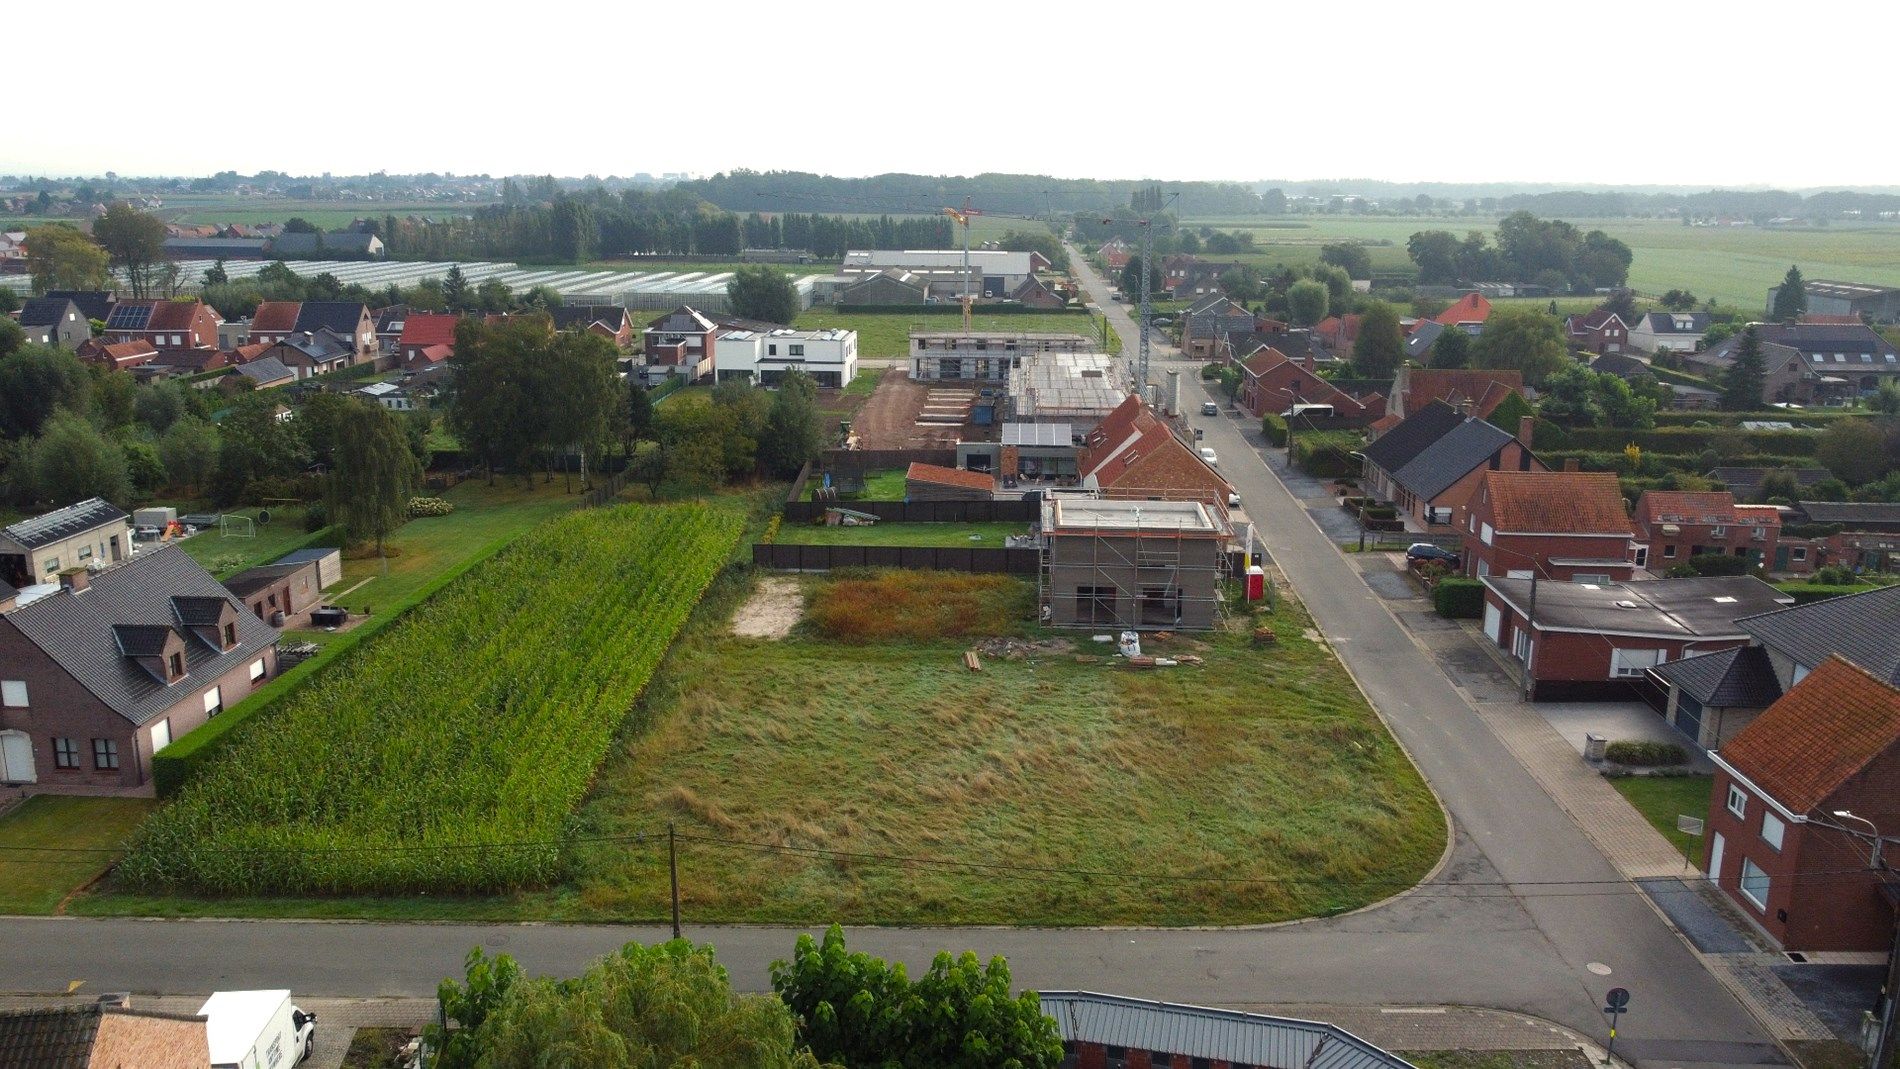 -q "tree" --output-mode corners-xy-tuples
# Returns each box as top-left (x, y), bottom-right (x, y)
(0, 319), (21, 361)
(625, 381), (655, 444)
(435, 940), (820, 1069)
(997, 228), (1068, 272)
(1351, 300), (1404, 380)
(1537, 363), (1603, 426)
(727, 265), (799, 324)
(91, 203), (167, 298)
(1660, 289), (1698, 312)
(1174, 229), (1201, 255)
(1286, 279), (1329, 326)
(441, 265), (470, 312)
(327, 401), (421, 557)
(122, 440), (166, 497)
(1816, 418), (1890, 485)
(543, 330), (623, 489)
(1218, 264), (1263, 302)
(1407, 230), (1463, 284)
(758, 371), (822, 478)
(281, 217), (320, 234)
(23, 224), (110, 294)
(158, 417), (220, 492)
(0, 345), (91, 437)
(24, 411), (129, 506)
(0, 289), (12, 316)
(1320, 242), (1372, 279)
(1429, 326), (1471, 368)
(1119, 256), (1160, 299)
(1310, 264), (1352, 309)
(202, 259), (229, 287)
(134, 381), (190, 435)
(1873, 381), (1900, 418)
(1600, 289), (1638, 324)
(1721, 326), (1767, 411)
(1771, 265), (1807, 321)
(1471, 306), (1569, 386)
(773, 925), (1061, 1069)
(211, 392), (310, 505)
